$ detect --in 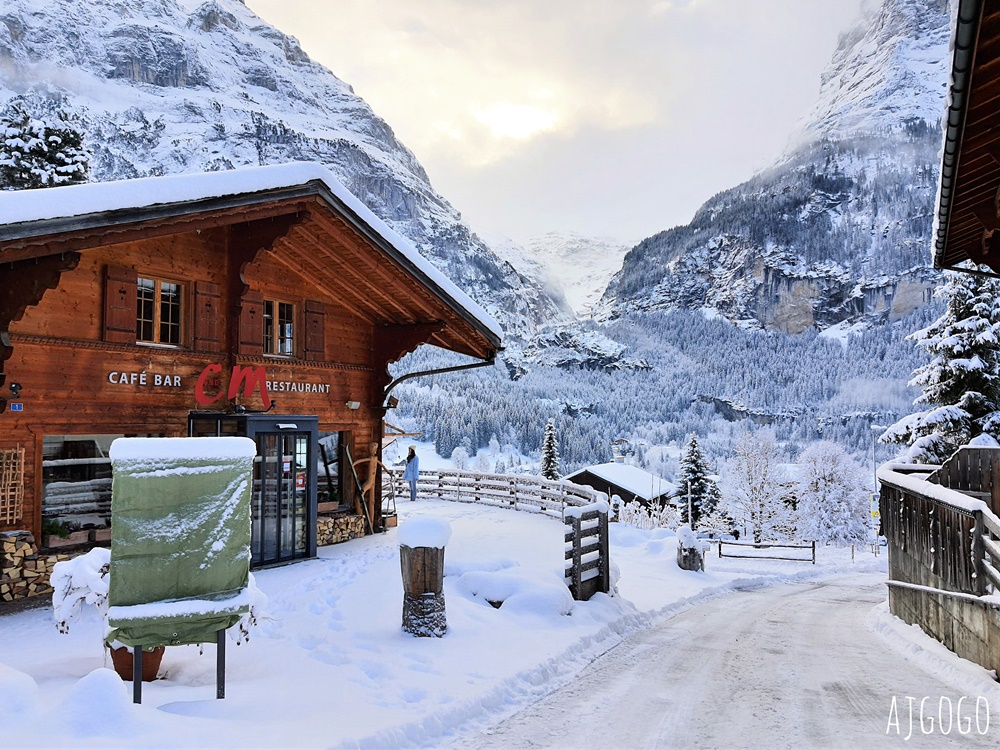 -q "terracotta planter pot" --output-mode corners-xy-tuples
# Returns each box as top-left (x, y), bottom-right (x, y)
(109, 645), (165, 682)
